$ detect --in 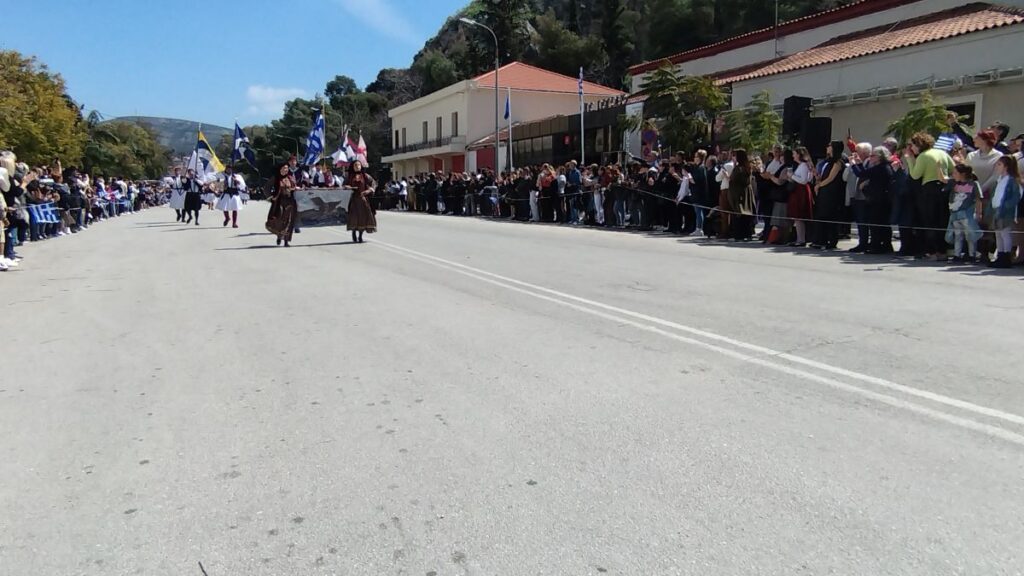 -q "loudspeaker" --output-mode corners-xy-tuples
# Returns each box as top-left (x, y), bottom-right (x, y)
(783, 96), (812, 136)
(799, 117), (833, 158)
